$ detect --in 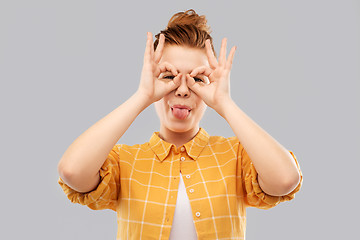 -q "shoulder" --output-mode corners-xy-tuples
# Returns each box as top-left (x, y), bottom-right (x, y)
(207, 135), (240, 151)
(115, 141), (150, 153)
(113, 141), (153, 158)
